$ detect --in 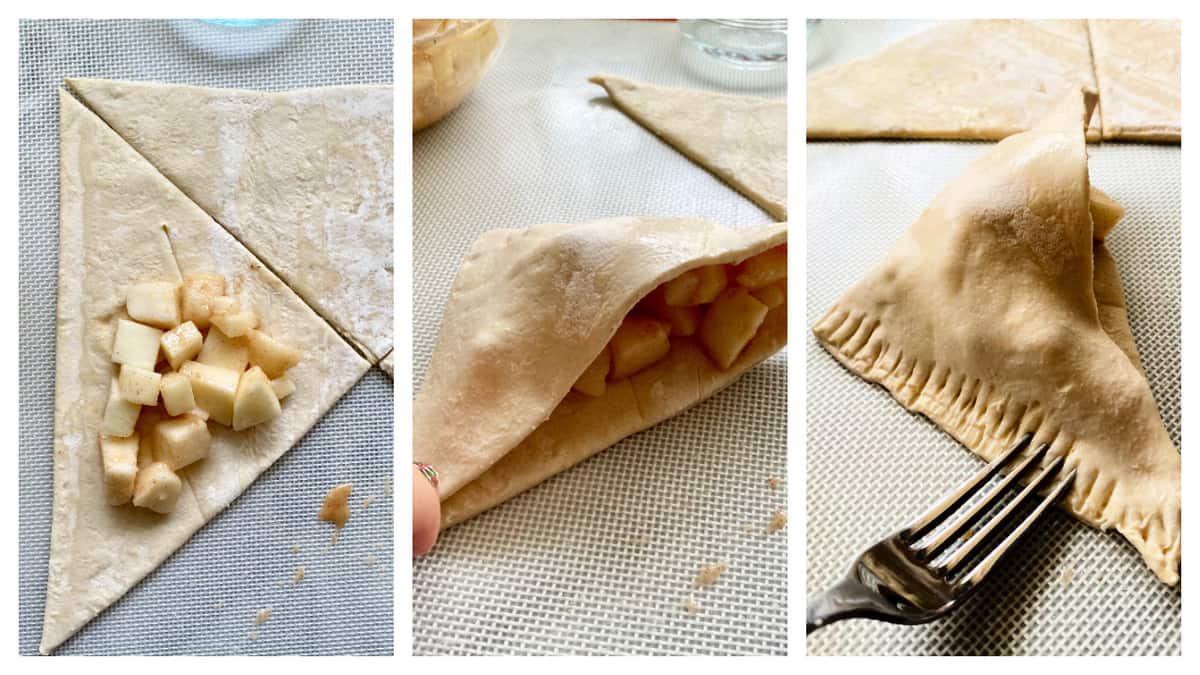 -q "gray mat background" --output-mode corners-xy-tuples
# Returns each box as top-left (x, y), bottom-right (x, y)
(806, 141), (1181, 656)
(19, 19), (394, 655)
(413, 20), (787, 655)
